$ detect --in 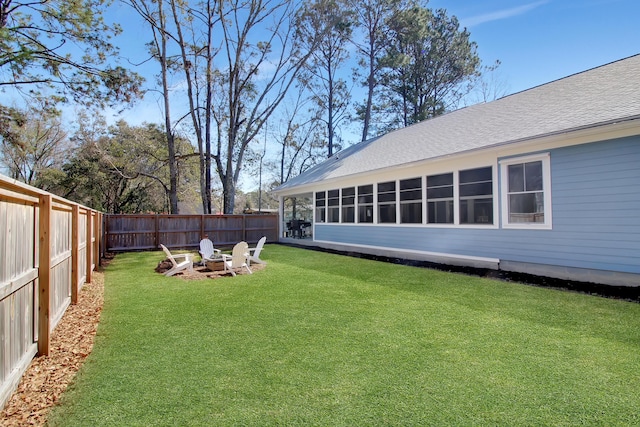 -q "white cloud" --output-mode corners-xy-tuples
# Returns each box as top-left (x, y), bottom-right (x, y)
(462, 1), (549, 27)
